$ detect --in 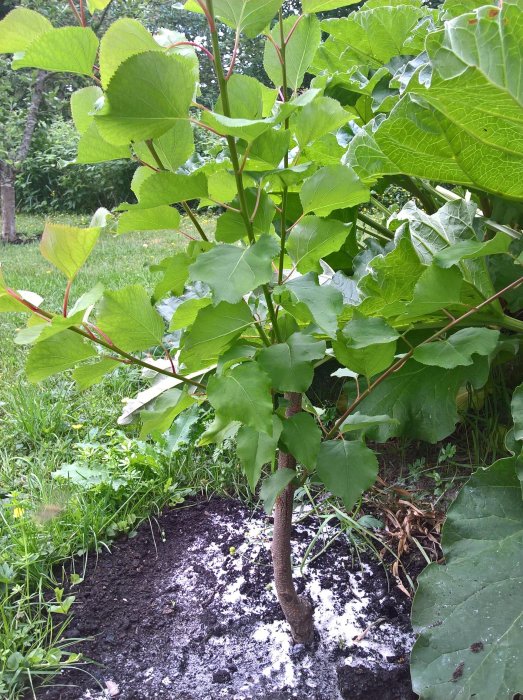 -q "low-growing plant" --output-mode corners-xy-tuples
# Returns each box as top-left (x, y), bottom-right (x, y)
(1, 0), (522, 697)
